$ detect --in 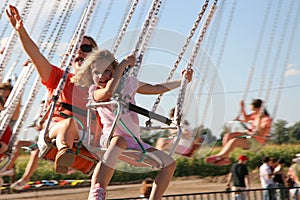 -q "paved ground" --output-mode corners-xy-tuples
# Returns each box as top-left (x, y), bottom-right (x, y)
(1, 177), (262, 200)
